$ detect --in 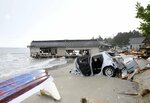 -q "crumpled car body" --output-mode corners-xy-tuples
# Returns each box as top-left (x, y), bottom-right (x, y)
(73, 51), (124, 77)
(107, 52), (138, 73)
(123, 57), (138, 73)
